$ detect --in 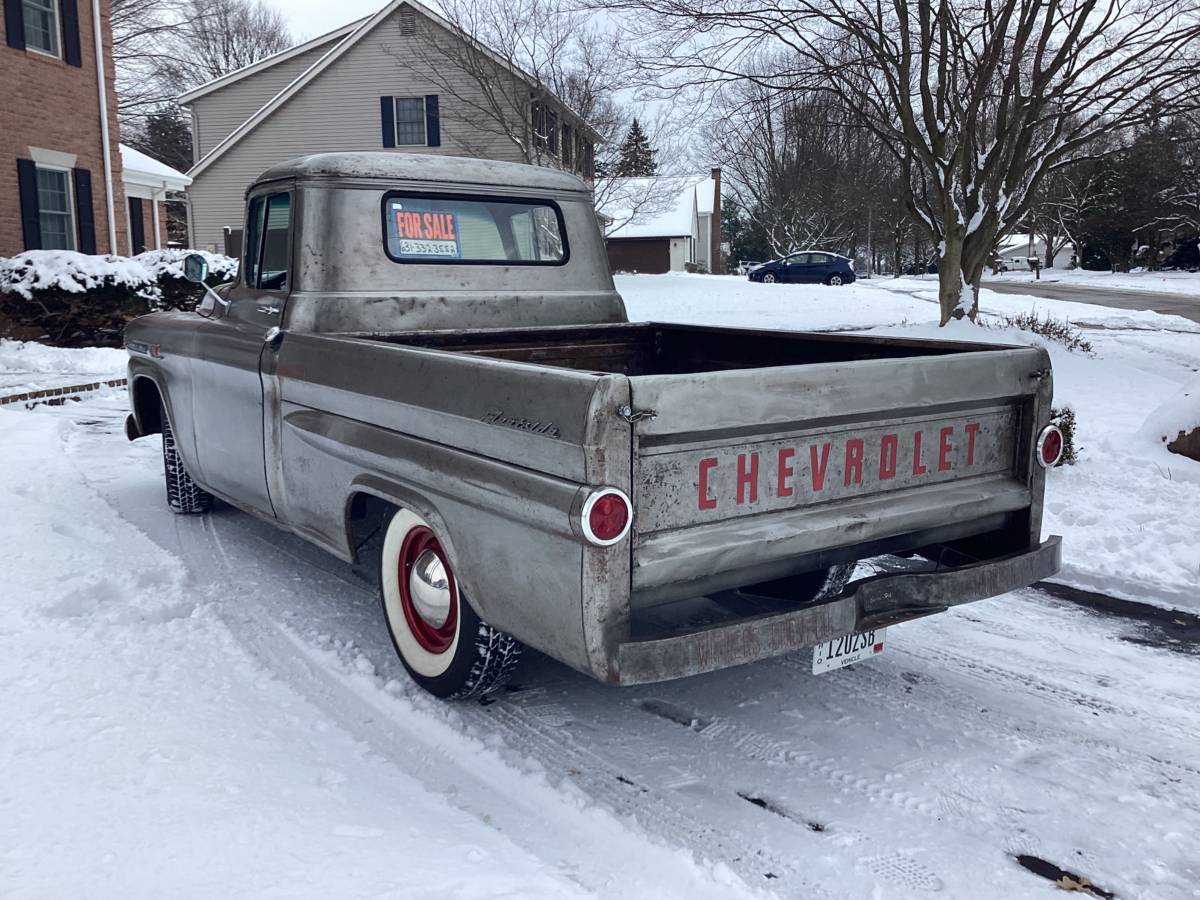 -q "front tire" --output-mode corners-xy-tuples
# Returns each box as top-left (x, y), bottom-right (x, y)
(379, 508), (522, 699)
(161, 403), (213, 514)
(761, 272), (777, 284)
